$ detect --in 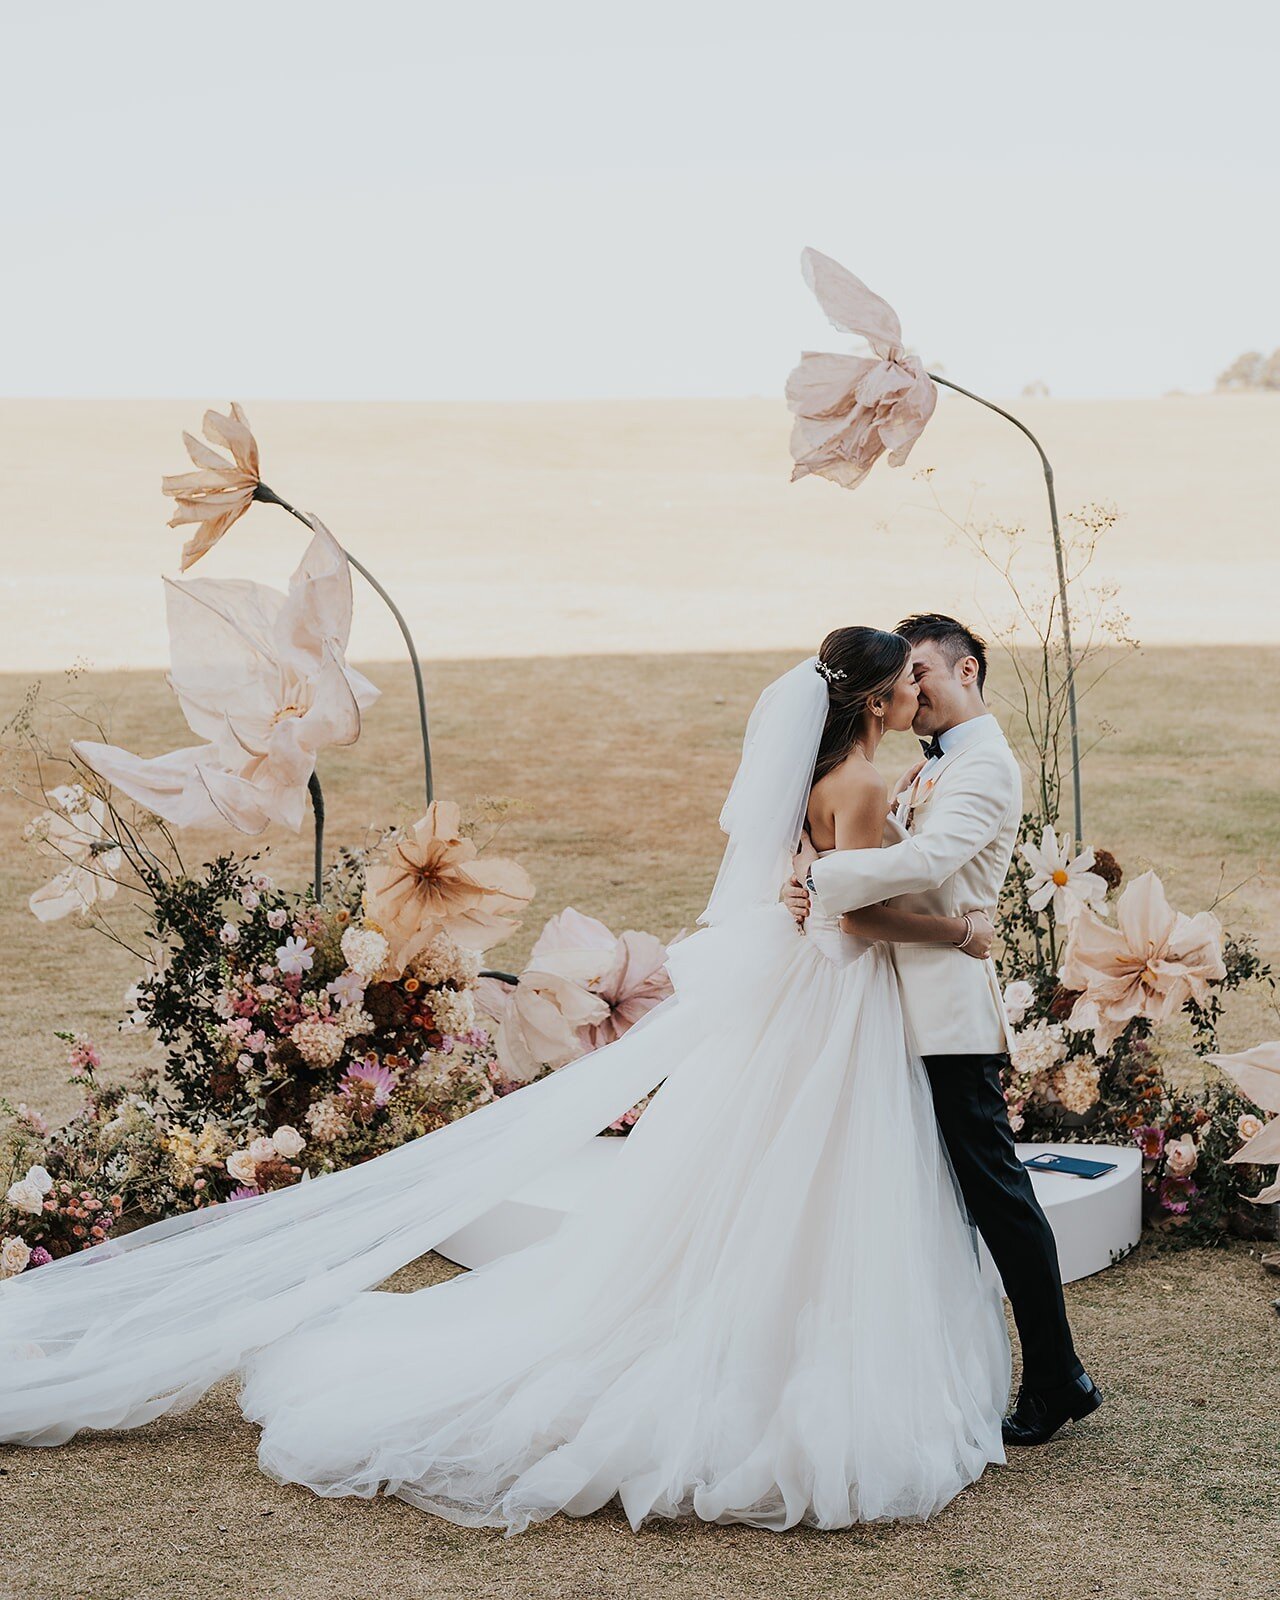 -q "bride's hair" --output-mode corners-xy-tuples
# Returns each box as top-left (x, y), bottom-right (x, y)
(812, 626), (911, 784)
